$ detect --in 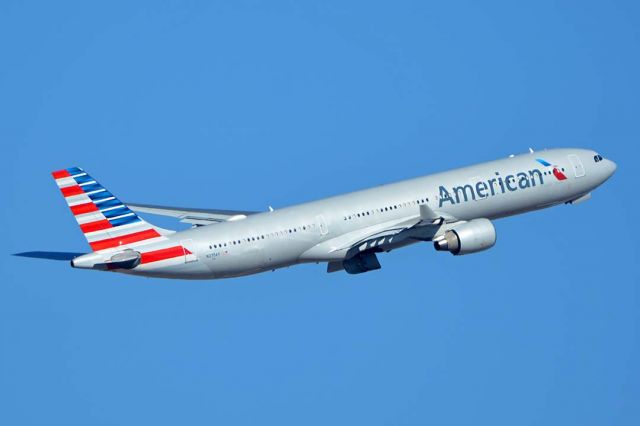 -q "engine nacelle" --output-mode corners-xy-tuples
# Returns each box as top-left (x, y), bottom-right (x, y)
(343, 252), (382, 274)
(433, 218), (496, 255)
